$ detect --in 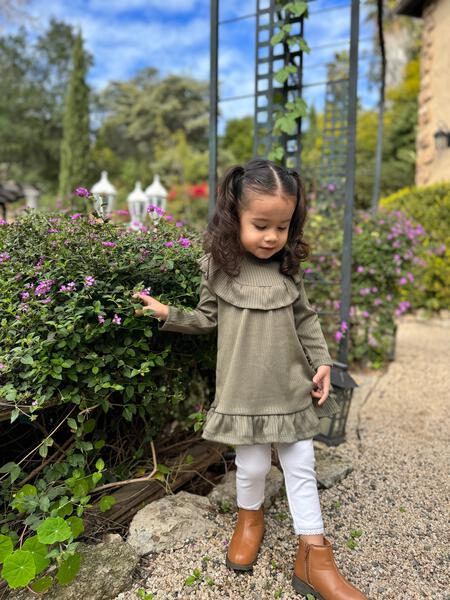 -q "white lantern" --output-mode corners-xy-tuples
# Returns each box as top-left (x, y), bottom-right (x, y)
(91, 171), (117, 217)
(23, 184), (40, 210)
(145, 174), (168, 220)
(127, 182), (148, 230)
